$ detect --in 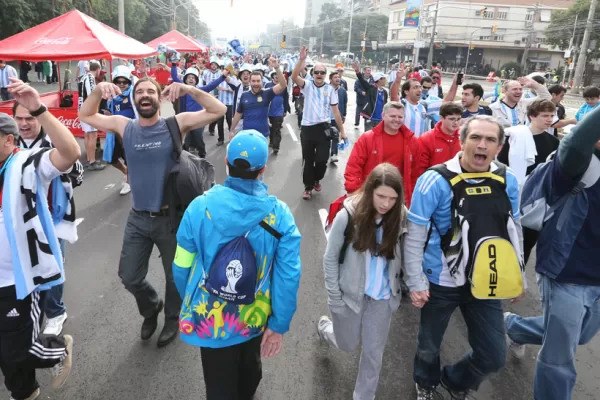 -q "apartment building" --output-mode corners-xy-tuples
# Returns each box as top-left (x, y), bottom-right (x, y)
(385, 0), (573, 71)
